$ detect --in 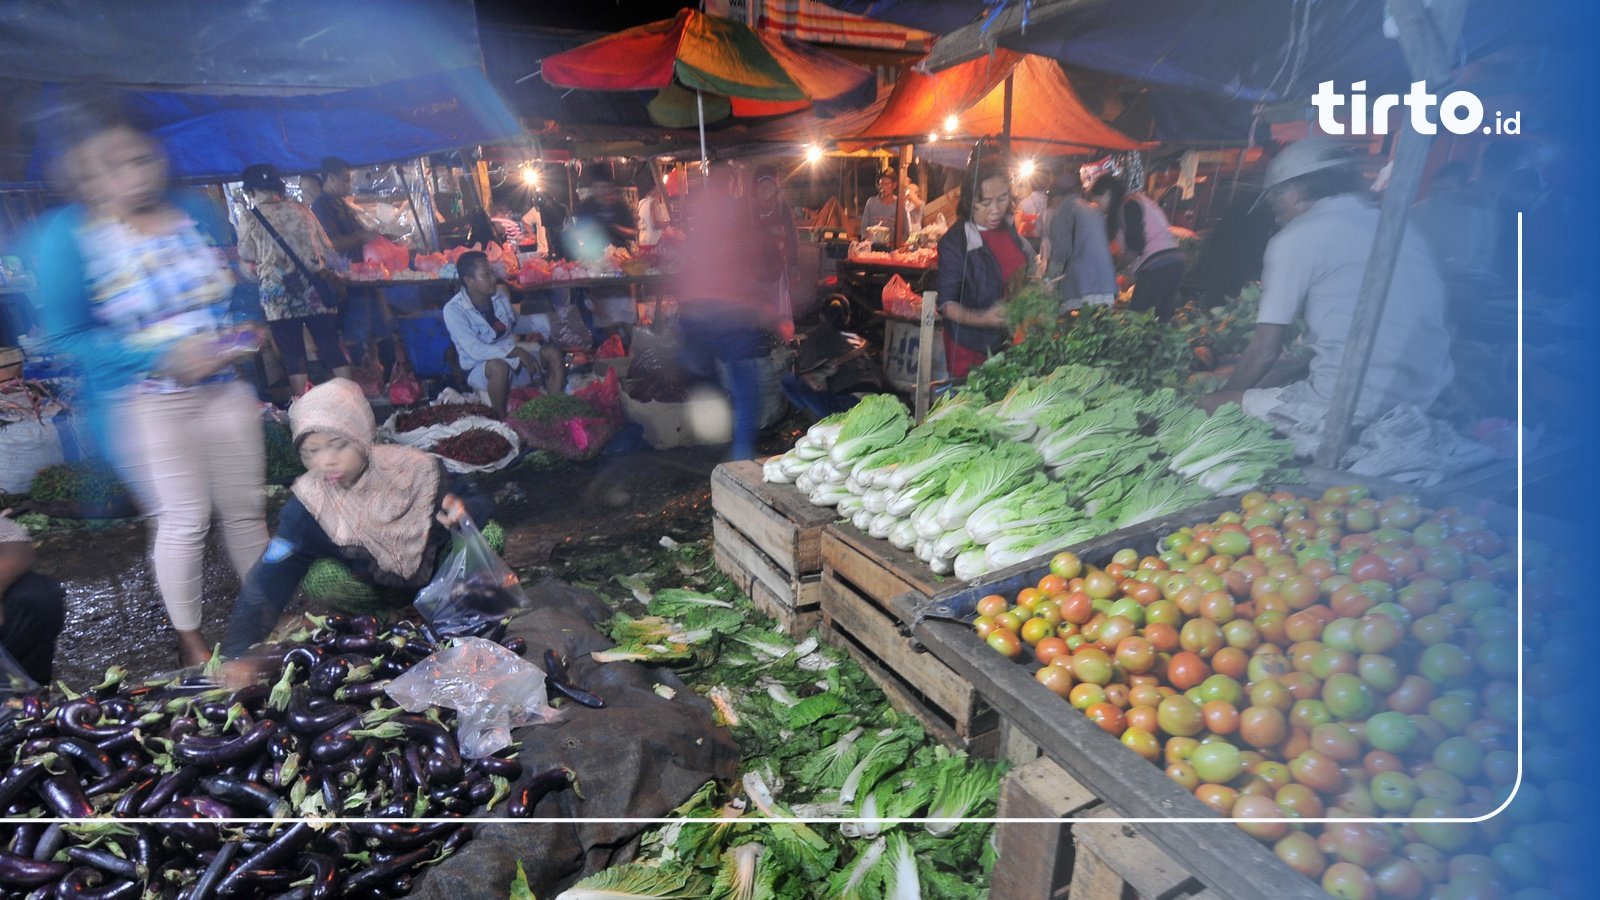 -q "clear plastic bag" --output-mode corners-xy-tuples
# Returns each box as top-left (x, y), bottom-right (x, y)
(413, 517), (530, 637)
(384, 637), (557, 758)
